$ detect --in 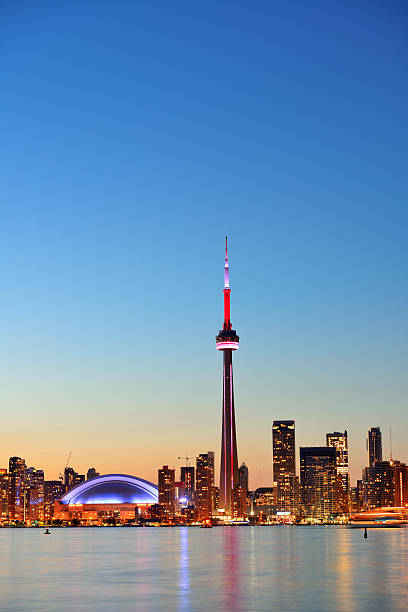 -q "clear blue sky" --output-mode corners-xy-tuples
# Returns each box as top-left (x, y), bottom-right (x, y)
(1, 1), (407, 486)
